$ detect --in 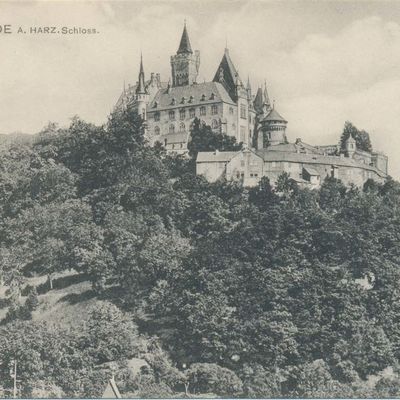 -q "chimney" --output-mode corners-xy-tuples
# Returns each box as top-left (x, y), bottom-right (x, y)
(295, 138), (302, 144)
